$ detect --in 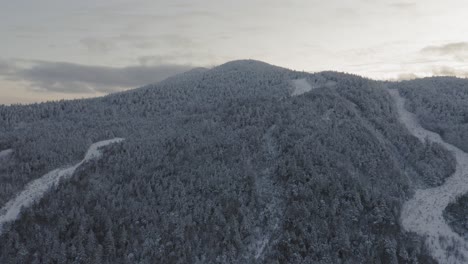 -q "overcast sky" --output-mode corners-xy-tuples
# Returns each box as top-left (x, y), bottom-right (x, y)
(1, 0), (468, 104)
